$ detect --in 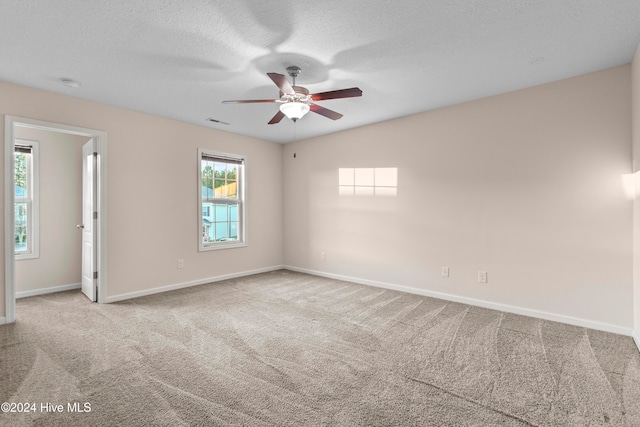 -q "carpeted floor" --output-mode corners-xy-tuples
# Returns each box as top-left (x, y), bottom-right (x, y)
(1, 270), (639, 426)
